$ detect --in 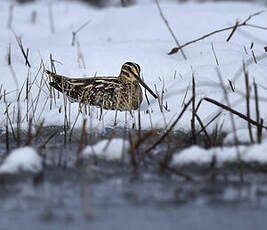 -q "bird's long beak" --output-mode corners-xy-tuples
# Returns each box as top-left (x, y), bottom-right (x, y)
(136, 76), (158, 99)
